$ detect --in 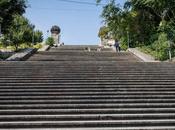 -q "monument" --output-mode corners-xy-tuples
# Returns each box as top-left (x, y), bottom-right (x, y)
(50, 25), (61, 47)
